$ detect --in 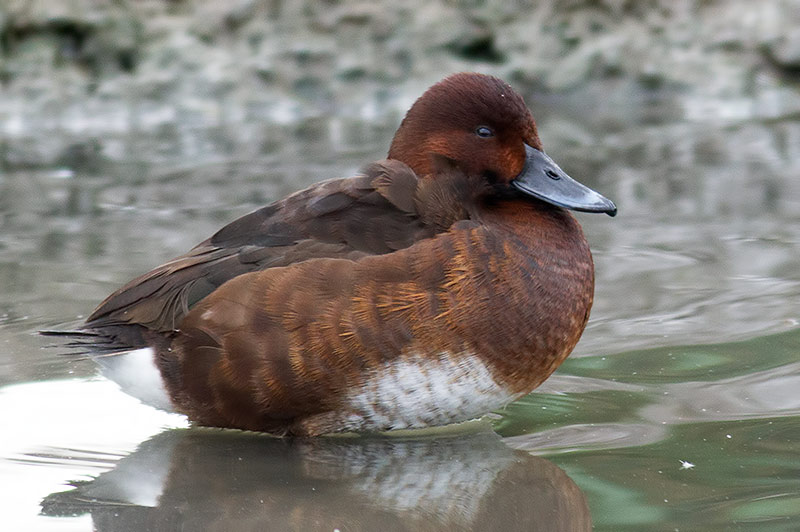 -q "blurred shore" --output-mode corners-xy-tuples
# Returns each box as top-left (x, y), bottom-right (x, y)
(2, 0), (799, 179)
